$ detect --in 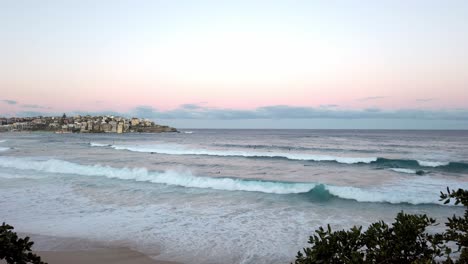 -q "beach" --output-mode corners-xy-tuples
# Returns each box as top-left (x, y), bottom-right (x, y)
(1, 130), (467, 263)
(36, 248), (179, 264)
(0, 233), (181, 264)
